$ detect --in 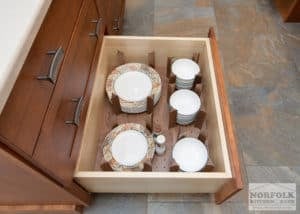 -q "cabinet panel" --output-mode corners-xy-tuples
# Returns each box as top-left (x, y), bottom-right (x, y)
(0, 0), (83, 156)
(33, 0), (103, 186)
(0, 146), (82, 205)
(106, 0), (125, 35)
